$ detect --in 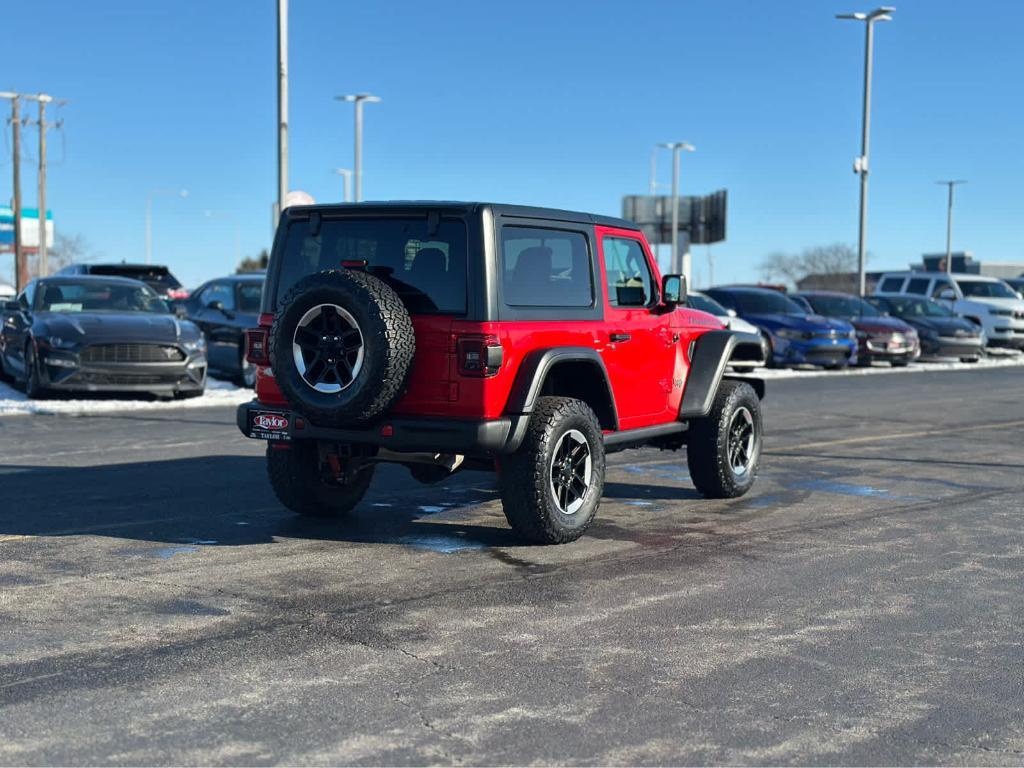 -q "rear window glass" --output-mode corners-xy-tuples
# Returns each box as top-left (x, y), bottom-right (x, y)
(879, 277), (904, 292)
(274, 217), (468, 314)
(501, 226), (593, 307)
(90, 265), (182, 291)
